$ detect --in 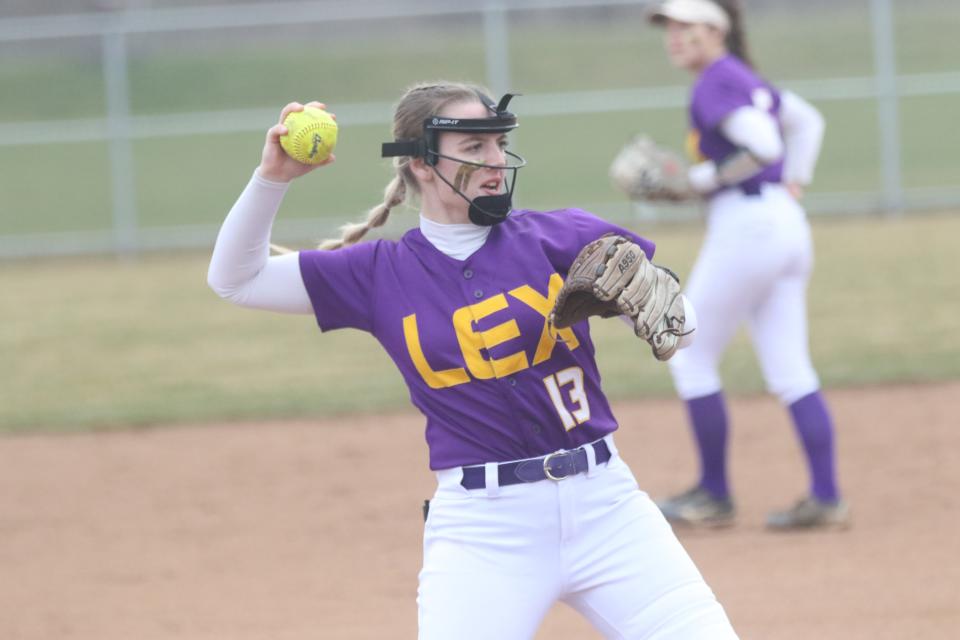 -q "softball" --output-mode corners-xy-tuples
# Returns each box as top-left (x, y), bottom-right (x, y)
(280, 106), (338, 165)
